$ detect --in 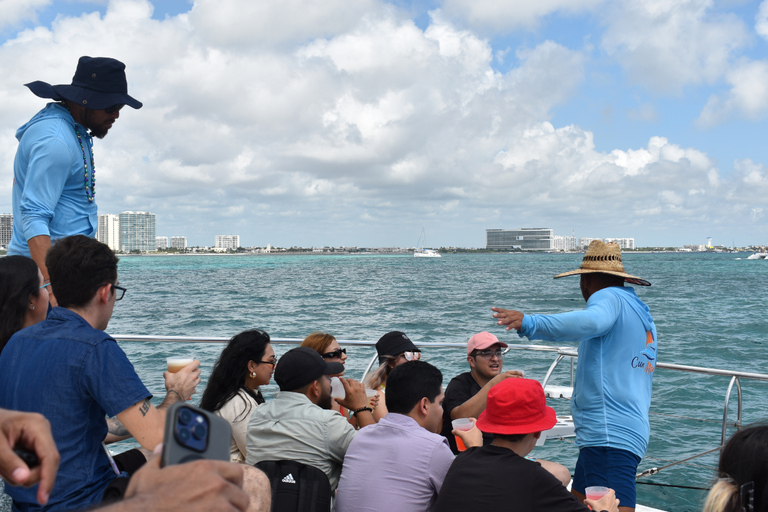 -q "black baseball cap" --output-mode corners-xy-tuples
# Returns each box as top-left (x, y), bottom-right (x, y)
(274, 347), (344, 391)
(376, 331), (420, 358)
